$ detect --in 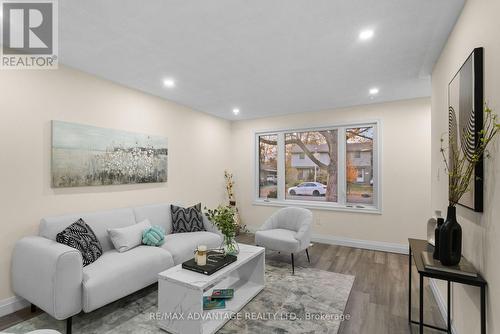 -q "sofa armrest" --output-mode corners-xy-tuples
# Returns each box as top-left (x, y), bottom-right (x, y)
(202, 216), (223, 236)
(12, 236), (83, 320)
